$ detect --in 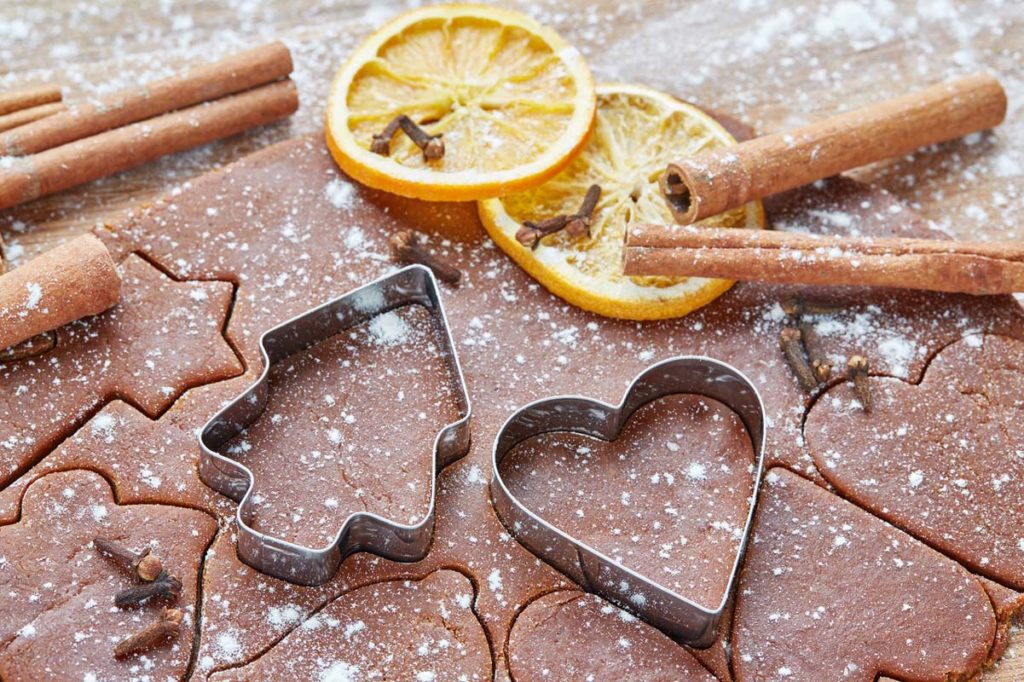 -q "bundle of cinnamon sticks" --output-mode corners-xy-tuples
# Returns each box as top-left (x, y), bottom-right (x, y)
(626, 72), (1023, 296)
(0, 83), (65, 134)
(624, 226), (1024, 295)
(0, 42), (299, 211)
